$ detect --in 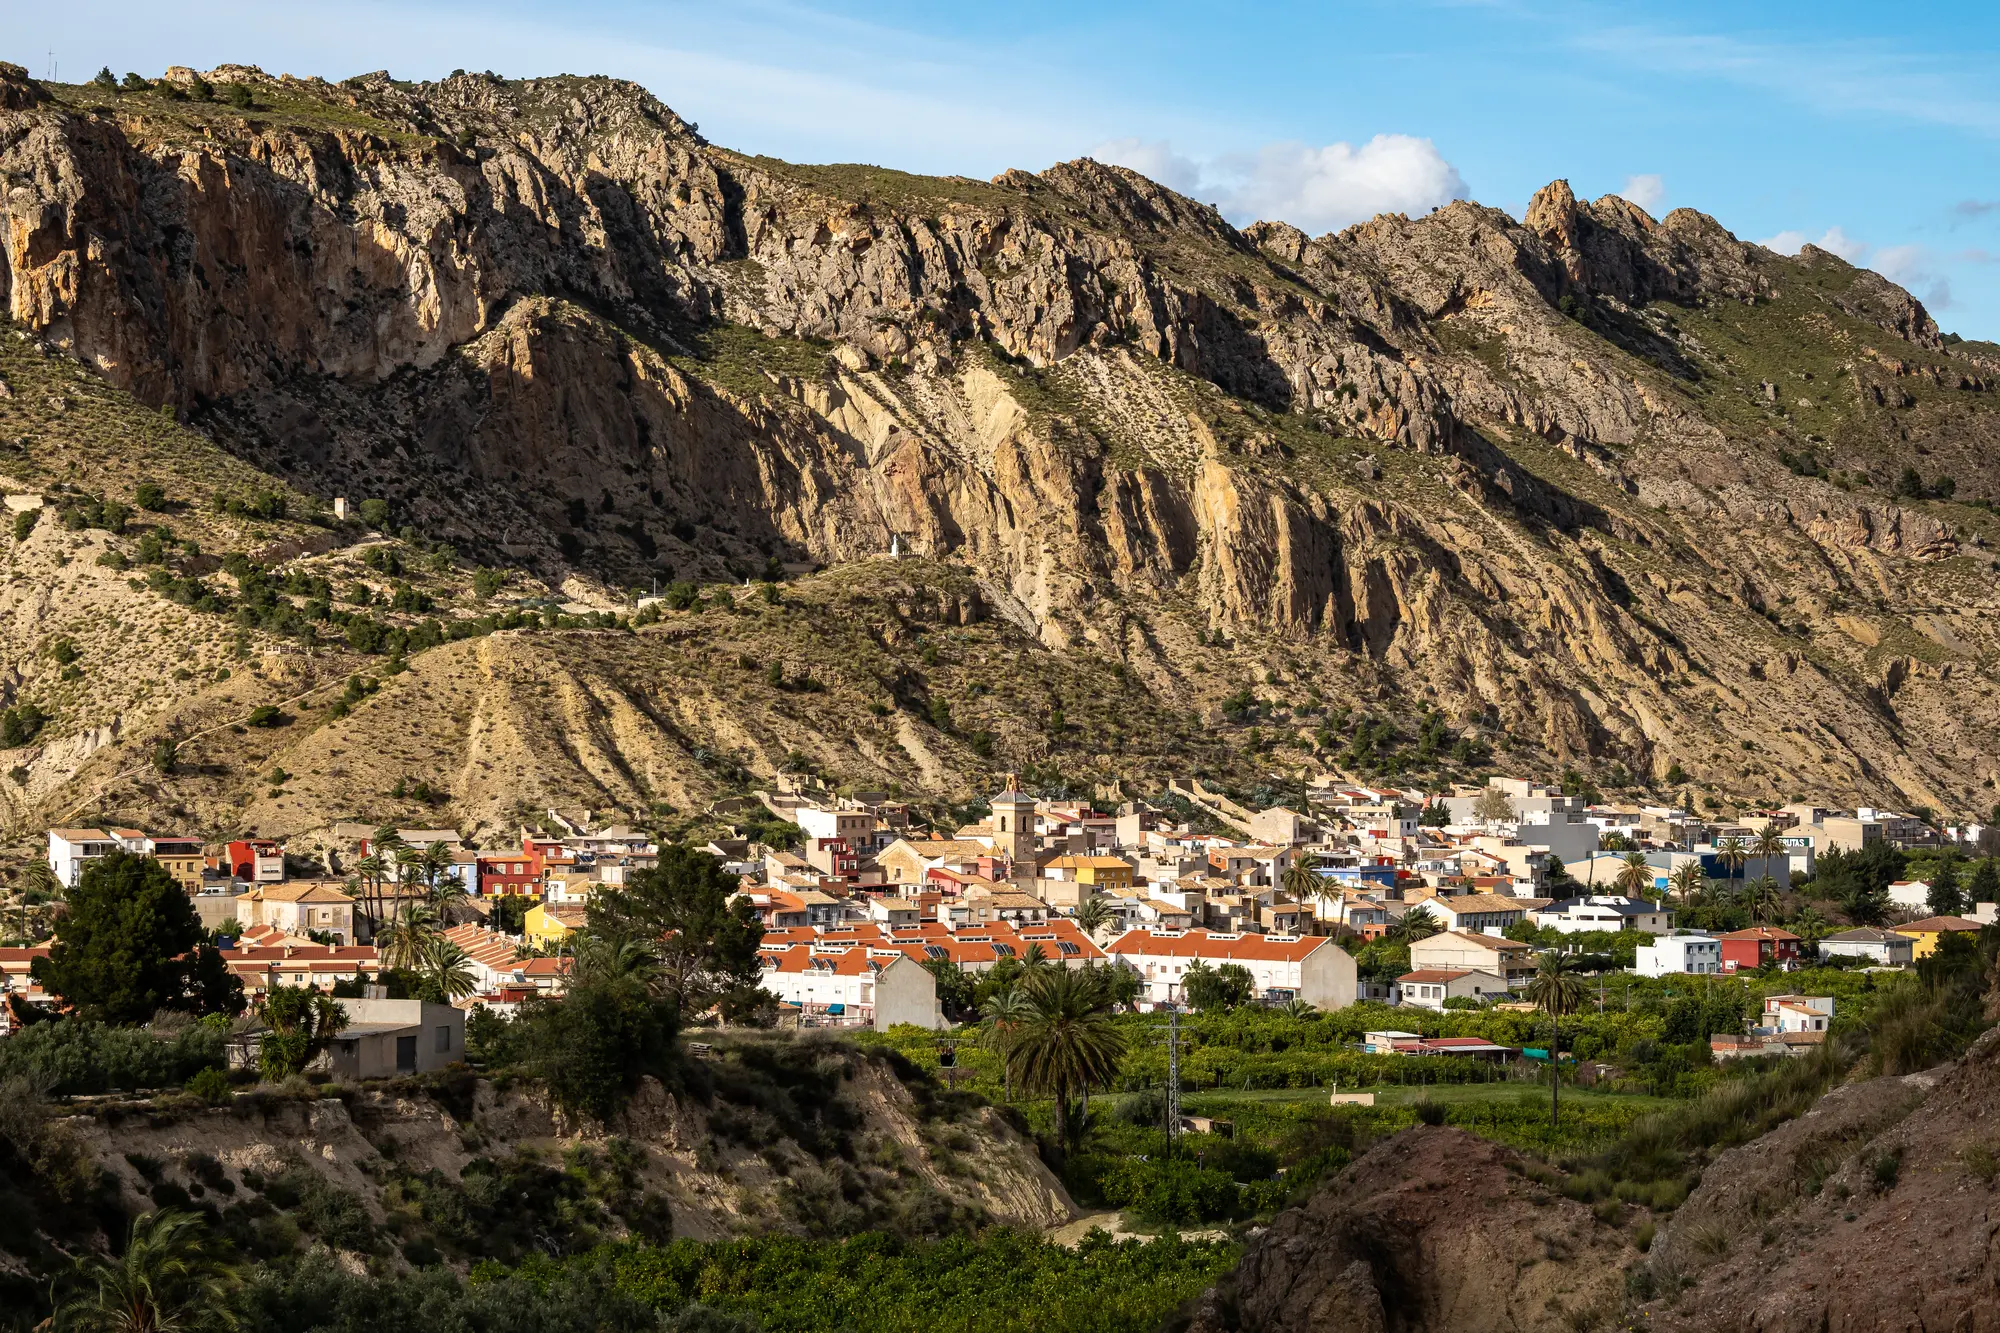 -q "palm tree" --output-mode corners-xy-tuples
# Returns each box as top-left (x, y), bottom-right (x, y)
(1521, 953), (1587, 1129)
(422, 937), (478, 1002)
(52, 1208), (238, 1333)
(1614, 852), (1653, 899)
(1280, 857), (1326, 927)
(1752, 824), (1787, 881)
(979, 984), (1034, 1102)
(1393, 904), (1442, 943)
(1716, 835), (1748, 898)
(378, 902), (441, 974)
(1005, 967), (1128, 1152)
(1021, 942), (1051, 970)
(258, 987), (347, 1081)
(1072, 896), (1113, 939)
(1280, 997), (1318, 1020)
(569, 932), (660, 993)
(1791, 904), (1829, 952)
(417, 841), (461, 914)
(351, 853), (387, 938)
(1669, 861), (1705, 907)
(1745, 874), (1782, 926)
